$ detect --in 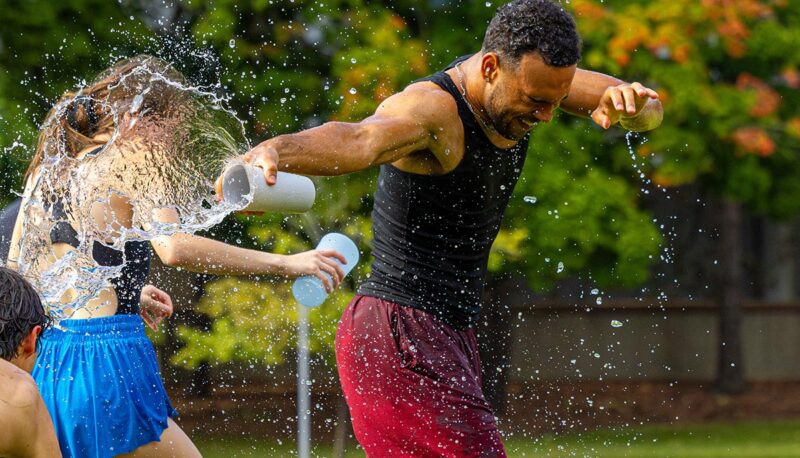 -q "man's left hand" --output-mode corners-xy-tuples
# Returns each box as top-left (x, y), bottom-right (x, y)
(591, 82), (660, 130)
